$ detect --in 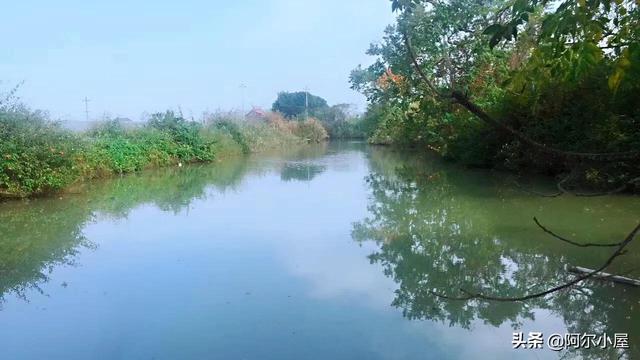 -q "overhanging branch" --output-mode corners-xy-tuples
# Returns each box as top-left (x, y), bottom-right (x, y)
(402, 31), (640, 162)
